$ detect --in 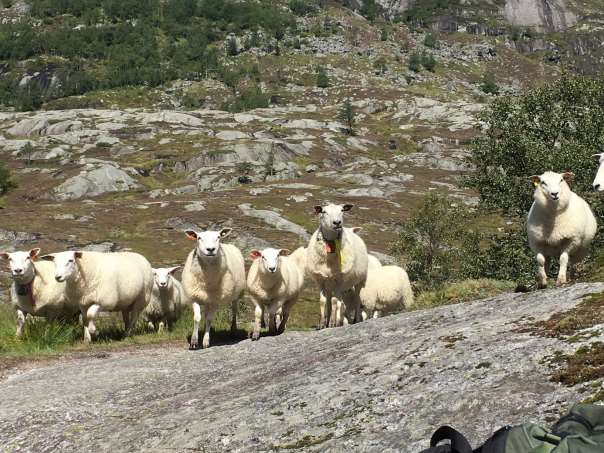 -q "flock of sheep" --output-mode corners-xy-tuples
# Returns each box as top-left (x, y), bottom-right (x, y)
(2, 163), (604, 348)
(0, 203), (414, 348)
